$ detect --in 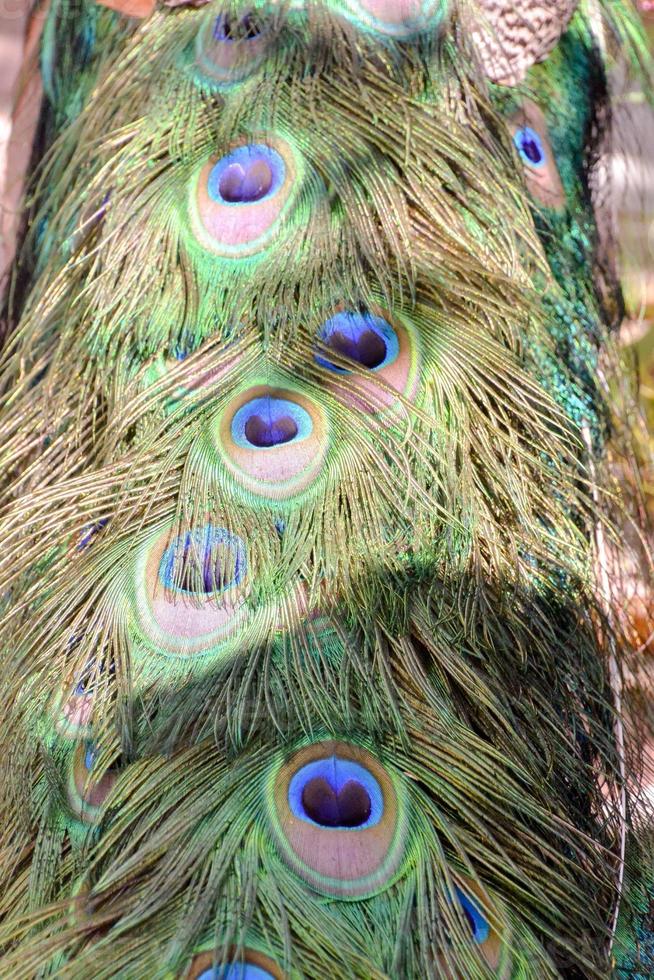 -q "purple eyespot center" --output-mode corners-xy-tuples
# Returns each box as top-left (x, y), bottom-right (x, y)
(213, 11), (262, 42)
(207, 145), (285, 206)
(231, 396), (313, 450)
(244, 412), (299, 447)
(316, 312), (399, 374)
(218, 160), (274, 204)
(521, 137), (543, 165)
(326, 328), (387, 369)
(301, 776), (372, 828)
(514, 126), (546, 168)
